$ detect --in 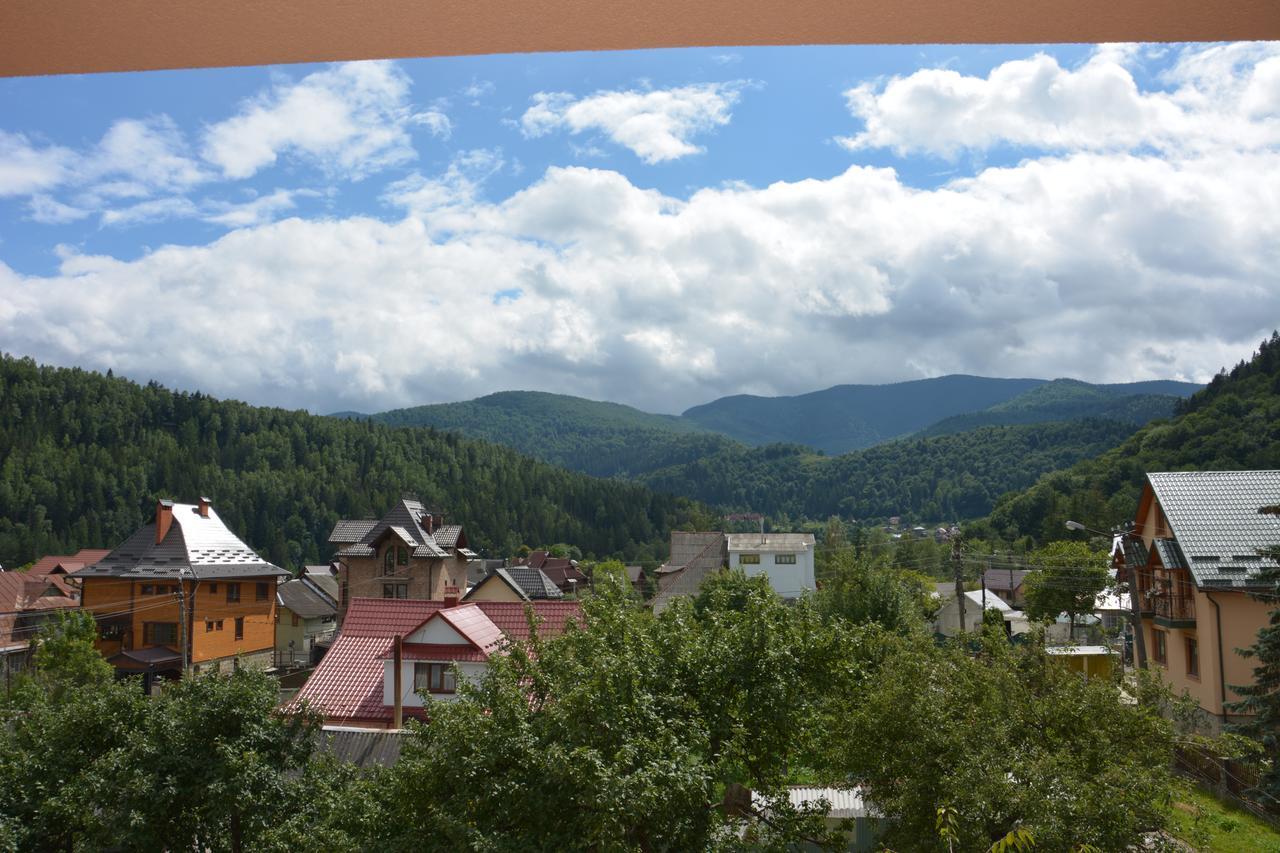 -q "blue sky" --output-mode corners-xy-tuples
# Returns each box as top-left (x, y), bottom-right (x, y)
(1, 43), (1277, 413)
